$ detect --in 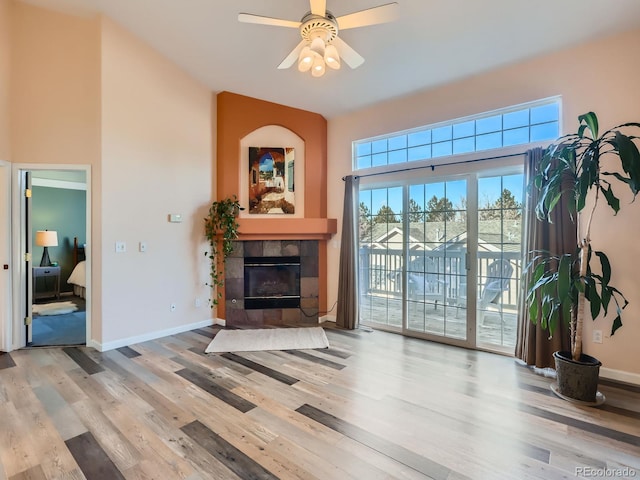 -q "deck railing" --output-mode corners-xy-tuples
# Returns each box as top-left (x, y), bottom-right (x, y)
(360, 247), (522, 309)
